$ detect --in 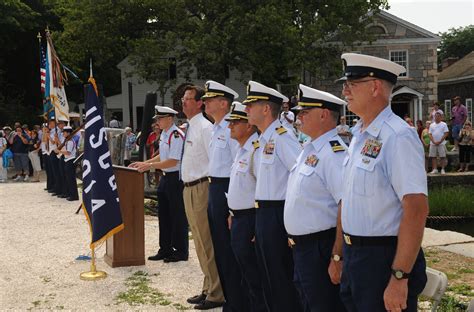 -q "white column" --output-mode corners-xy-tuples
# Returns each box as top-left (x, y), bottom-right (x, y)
(418, 96), (423, 121)
(414, 98), (418, 121)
